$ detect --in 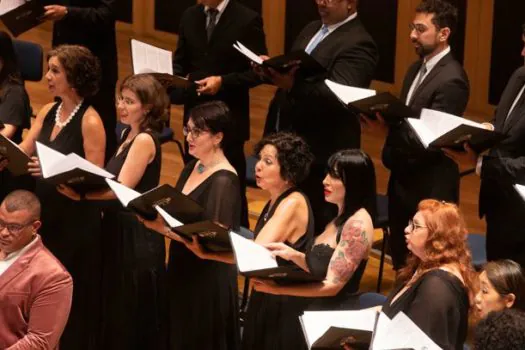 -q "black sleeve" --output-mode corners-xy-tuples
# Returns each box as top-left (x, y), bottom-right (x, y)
(221, 14), (267, 89)
(404, 274), (465, 349)
(60, 0), (115, 30)
(204, 172), (241, 230)
(0, 85), (30, 128)
(481, 155), (525, 185)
